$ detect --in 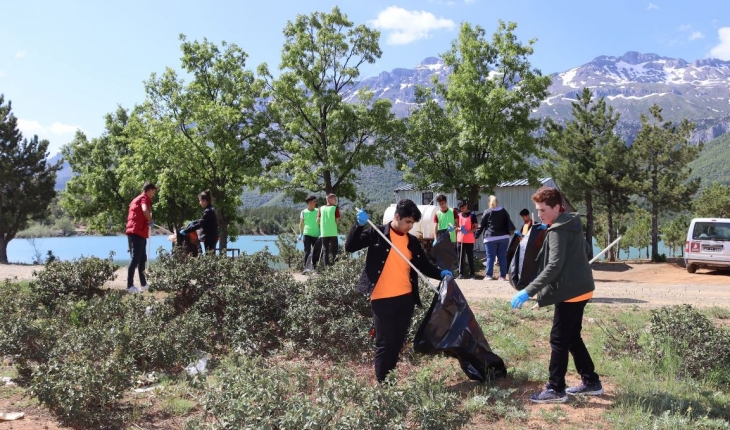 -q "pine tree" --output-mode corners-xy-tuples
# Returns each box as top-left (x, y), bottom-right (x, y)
(632, 104), (701, 261)
(0, 95), (62, 263)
